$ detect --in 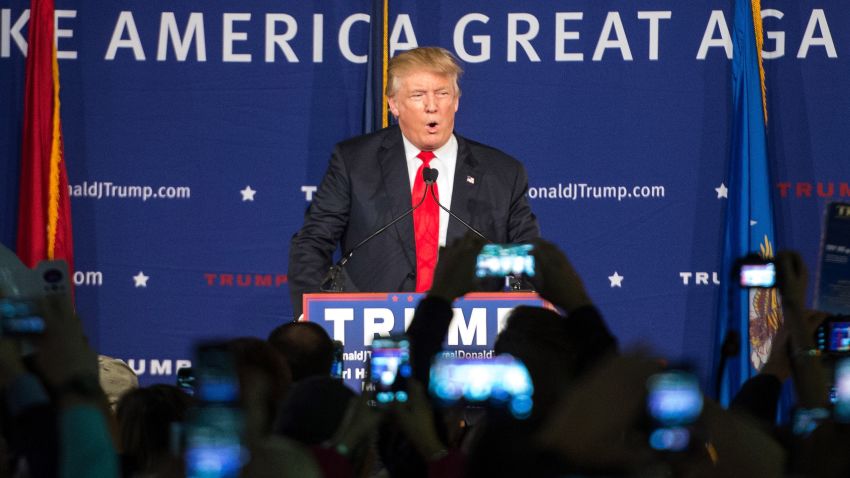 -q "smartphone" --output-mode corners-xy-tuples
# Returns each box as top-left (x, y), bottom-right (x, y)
(737, 258), (776, 288)
(0, 299), (45, 336)
(330, 340), (344, 379)
(429, 354), (534, 419)
(34, 260), (71, 298)
(195, 343), (239, 404)
(177, 367), (196, 396)
(835, 358), (850, 423)
(369, 336), (412, 406)
(475, 244), (535, 278)
(184, 406), (245, 478)
(646, 370), (703, 452)
(815, 316), (850, 354)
